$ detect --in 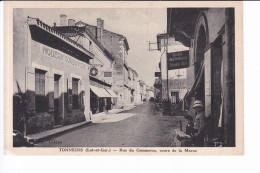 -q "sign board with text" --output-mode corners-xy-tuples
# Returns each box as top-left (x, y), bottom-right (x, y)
(167, 50), (189, 70)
